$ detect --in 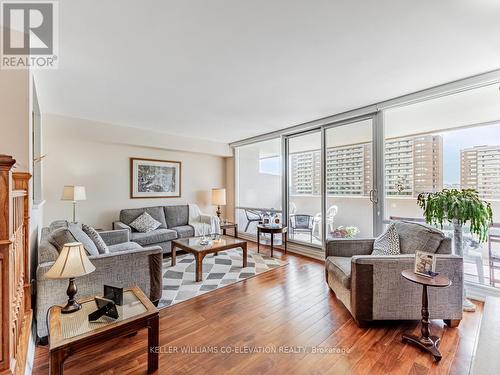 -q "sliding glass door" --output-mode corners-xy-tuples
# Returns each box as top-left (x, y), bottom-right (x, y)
(286, 131), (322, 245)
(324, 118), (376, 240)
